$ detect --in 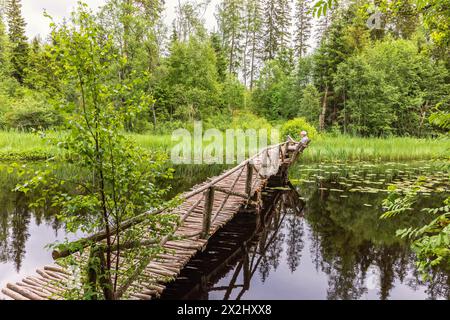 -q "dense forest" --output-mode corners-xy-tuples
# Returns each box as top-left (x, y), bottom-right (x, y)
(0, 0), (448, 137)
